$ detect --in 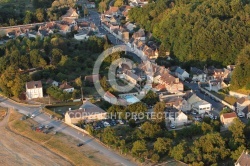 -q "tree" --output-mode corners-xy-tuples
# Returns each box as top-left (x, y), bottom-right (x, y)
(231, 45), (250, 90)
(192, 133), (229, 164)
(98, 0), (107, 13)
(24, 11), (33, 24)
(9, 18), (15, 26)
(231, 145), (246, 161)
(142, 90), (159, 106)
(35, 8), (45, 22)
(132, 140), (147, 157)
(51, 48), (63, 65)
(154, 137), (172, 154)
(114, 0), (123, 7)
(228, 118), (246, 147)
(153, 102), (165, 123)
(151, 154), (160, 163)
(141, 121), (161, 138)
(170, 141), (187, 161)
